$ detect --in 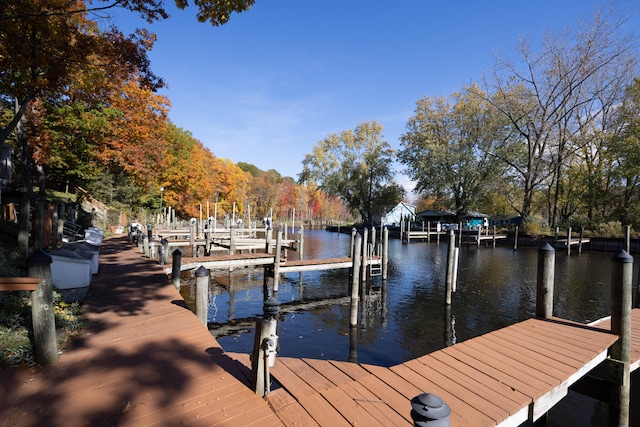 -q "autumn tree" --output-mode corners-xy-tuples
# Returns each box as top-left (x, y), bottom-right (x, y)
(300, 121), (404, 225)
(398, 85), (507, 220)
